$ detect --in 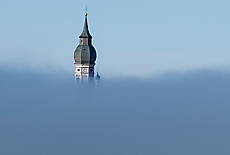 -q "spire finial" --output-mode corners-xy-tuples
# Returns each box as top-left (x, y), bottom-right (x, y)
(85, 6), (87, 16)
